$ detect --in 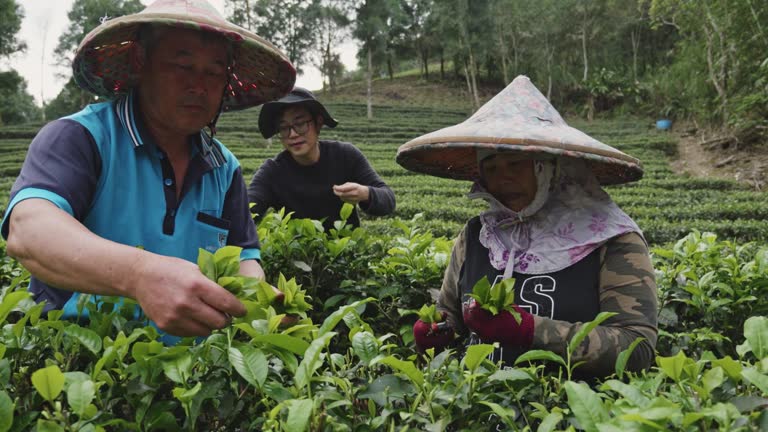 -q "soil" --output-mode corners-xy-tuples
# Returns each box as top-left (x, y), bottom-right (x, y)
(670, 124), (768, 191)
